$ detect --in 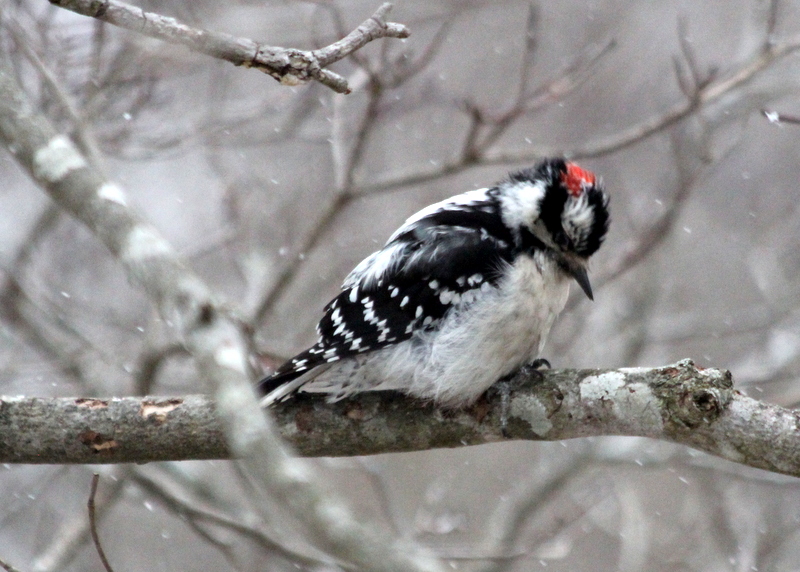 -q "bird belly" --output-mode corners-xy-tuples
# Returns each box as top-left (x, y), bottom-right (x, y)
(411, 253), (570, 406)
